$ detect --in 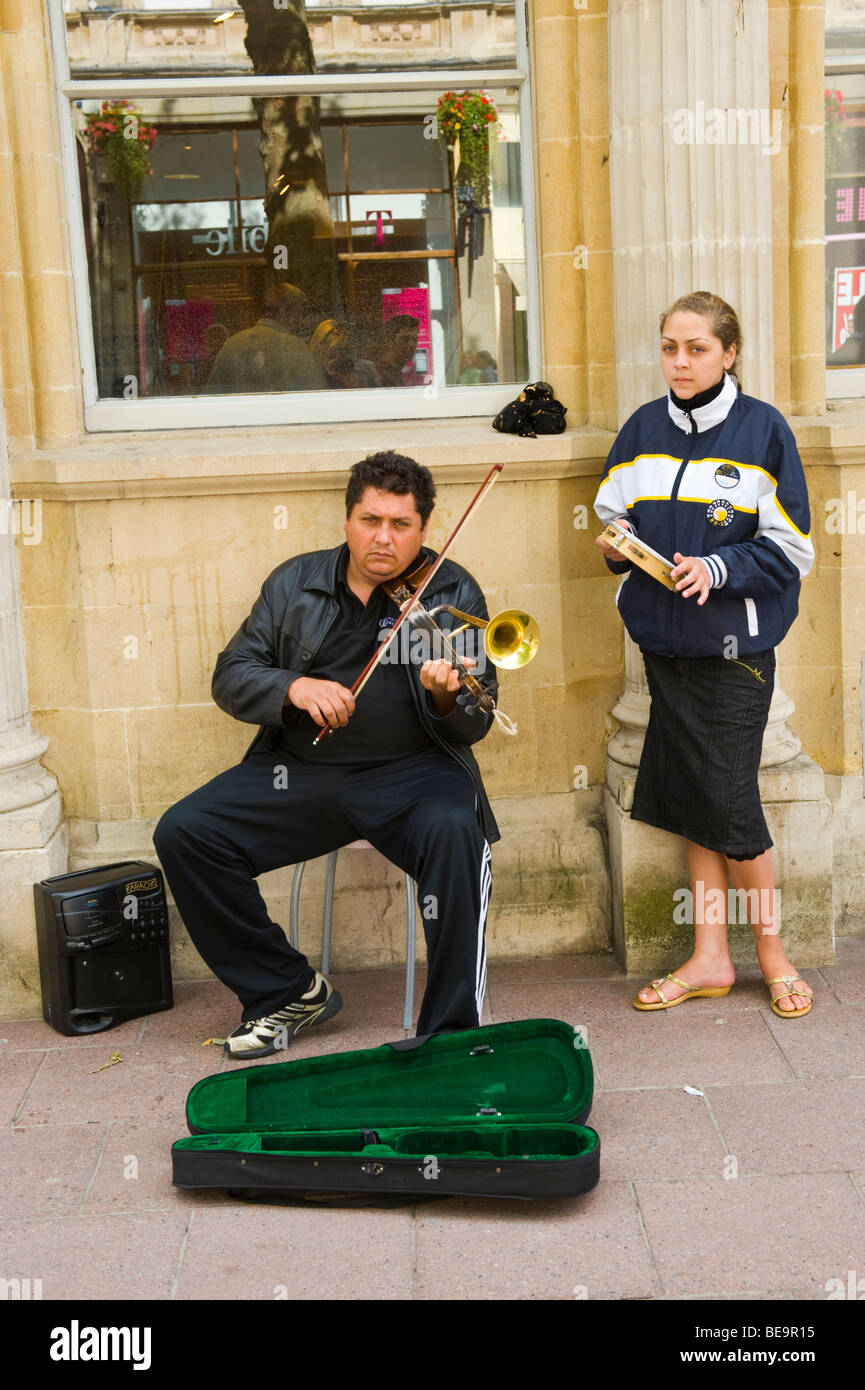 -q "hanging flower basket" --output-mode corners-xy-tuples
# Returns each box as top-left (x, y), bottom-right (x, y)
(83, 100), (157, 200)
(437, 90), (499, 207)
